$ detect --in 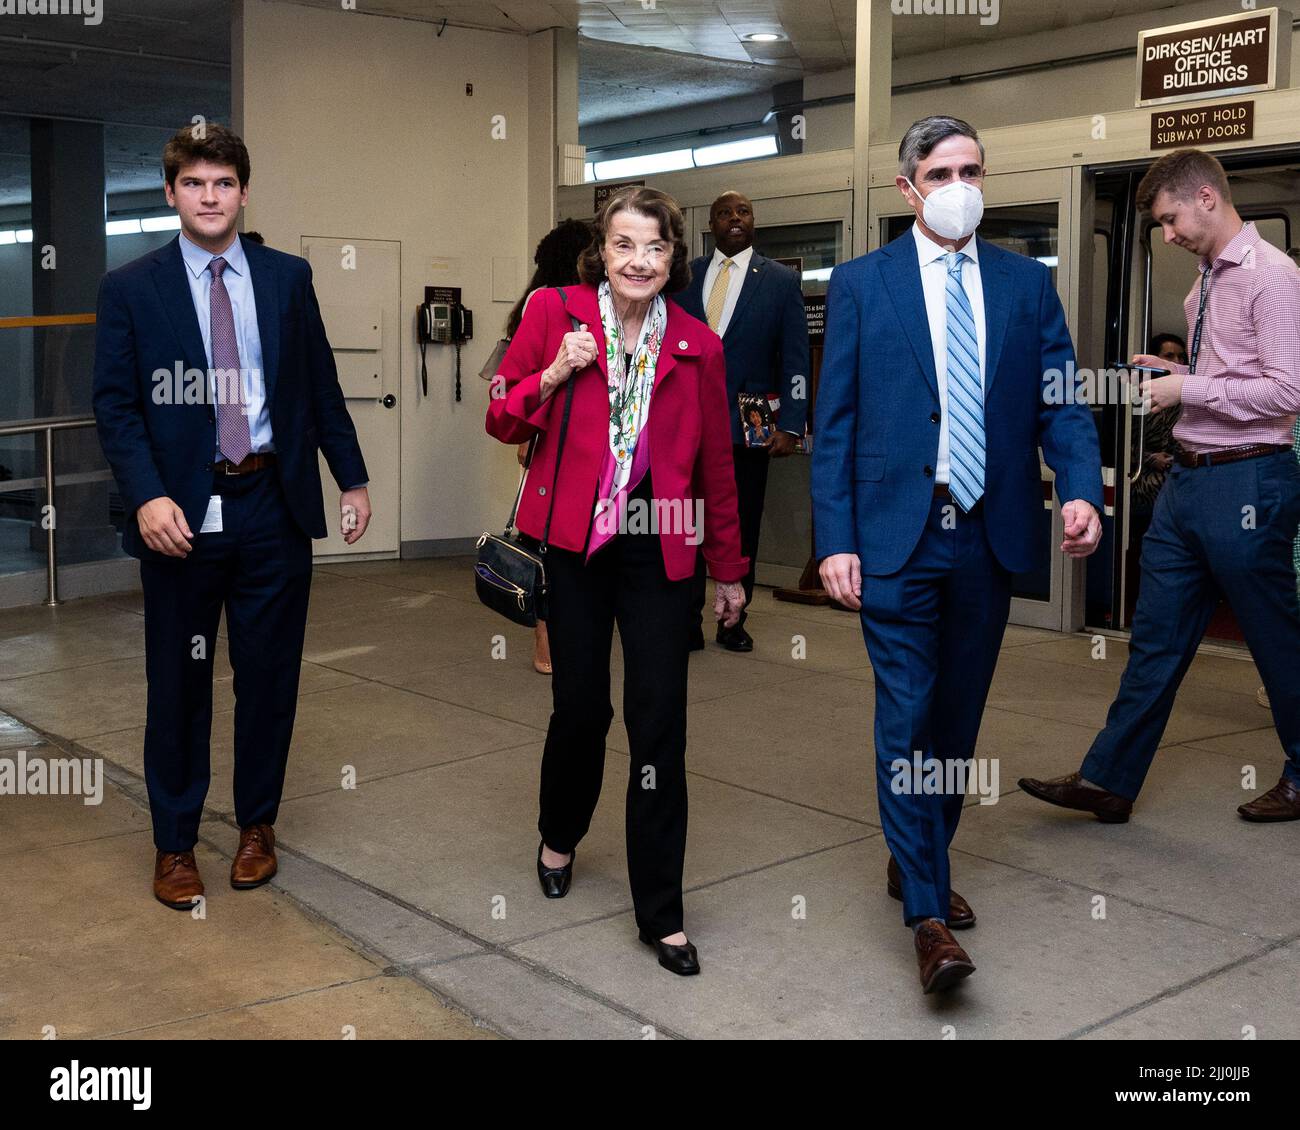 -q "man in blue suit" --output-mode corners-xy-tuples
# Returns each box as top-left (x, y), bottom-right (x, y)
(677, 191), (810, 651)
(812, 117), (1103, 993)
(93, 123), (370, 909)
